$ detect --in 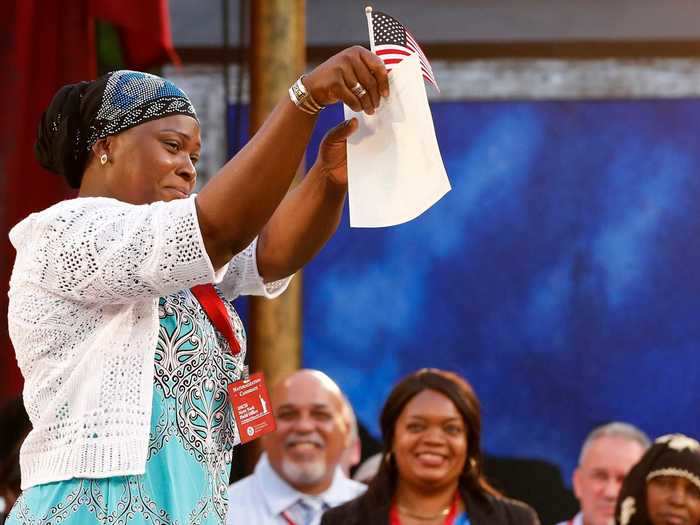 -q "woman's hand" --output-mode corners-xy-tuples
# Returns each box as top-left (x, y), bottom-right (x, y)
(315, 118), (359, 186)
(303, 46), (389, 115)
